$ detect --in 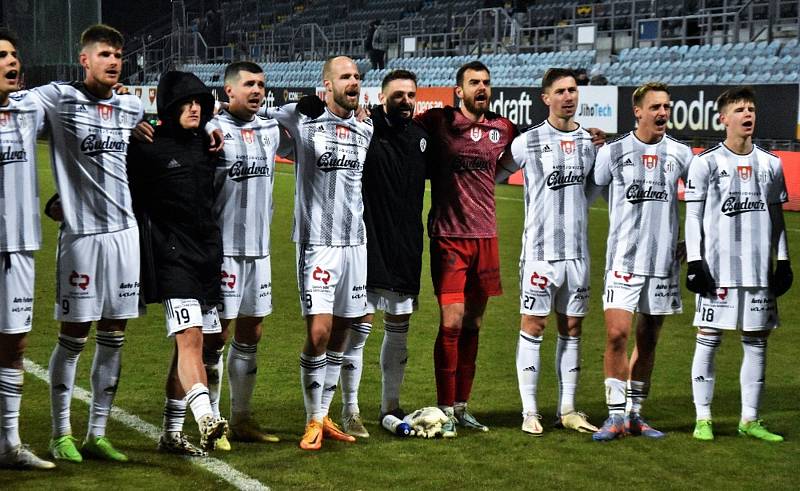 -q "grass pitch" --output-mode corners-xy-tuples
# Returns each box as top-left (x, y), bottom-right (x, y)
(2, 143), (799, 490)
